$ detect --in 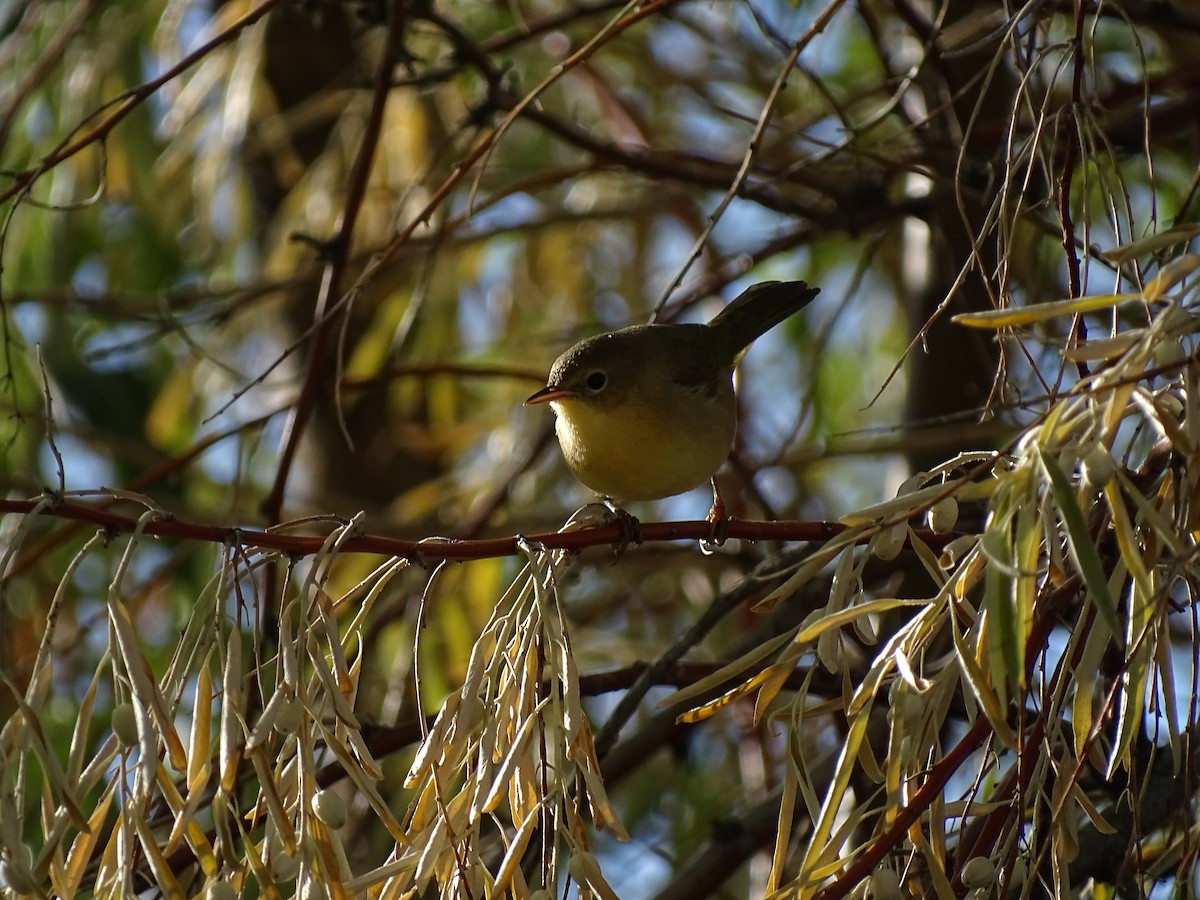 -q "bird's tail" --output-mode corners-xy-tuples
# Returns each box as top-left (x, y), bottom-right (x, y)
(707, 280), (820, 361)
